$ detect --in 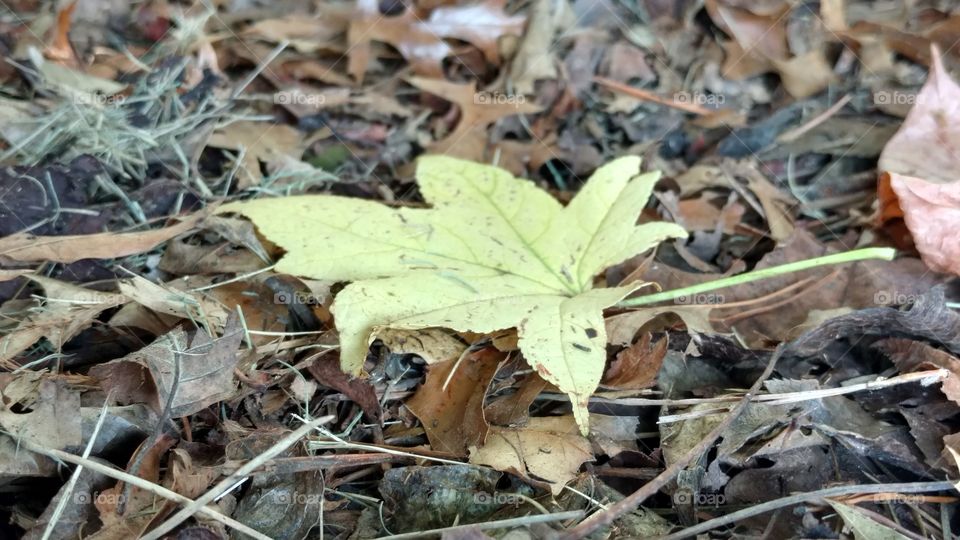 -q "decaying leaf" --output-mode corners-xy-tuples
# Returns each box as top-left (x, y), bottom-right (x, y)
(221, 156), (687, 433)
(0, 276), (127, 368)
(0, 212), (204, 264)
(207, 121), (311, 189)
(602, 333), (668, 390)
(469, 415), (593, 494)
(878, 46), (960, 276)
(828, 501), (912, 540)
(405, 348), (502, 456)
(376, 327), (467, 364)
(407, 77), (542, 162)
(347, 0), (525, 81)
(0, 378), (81, 449)
(91, 313), (243, 417)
